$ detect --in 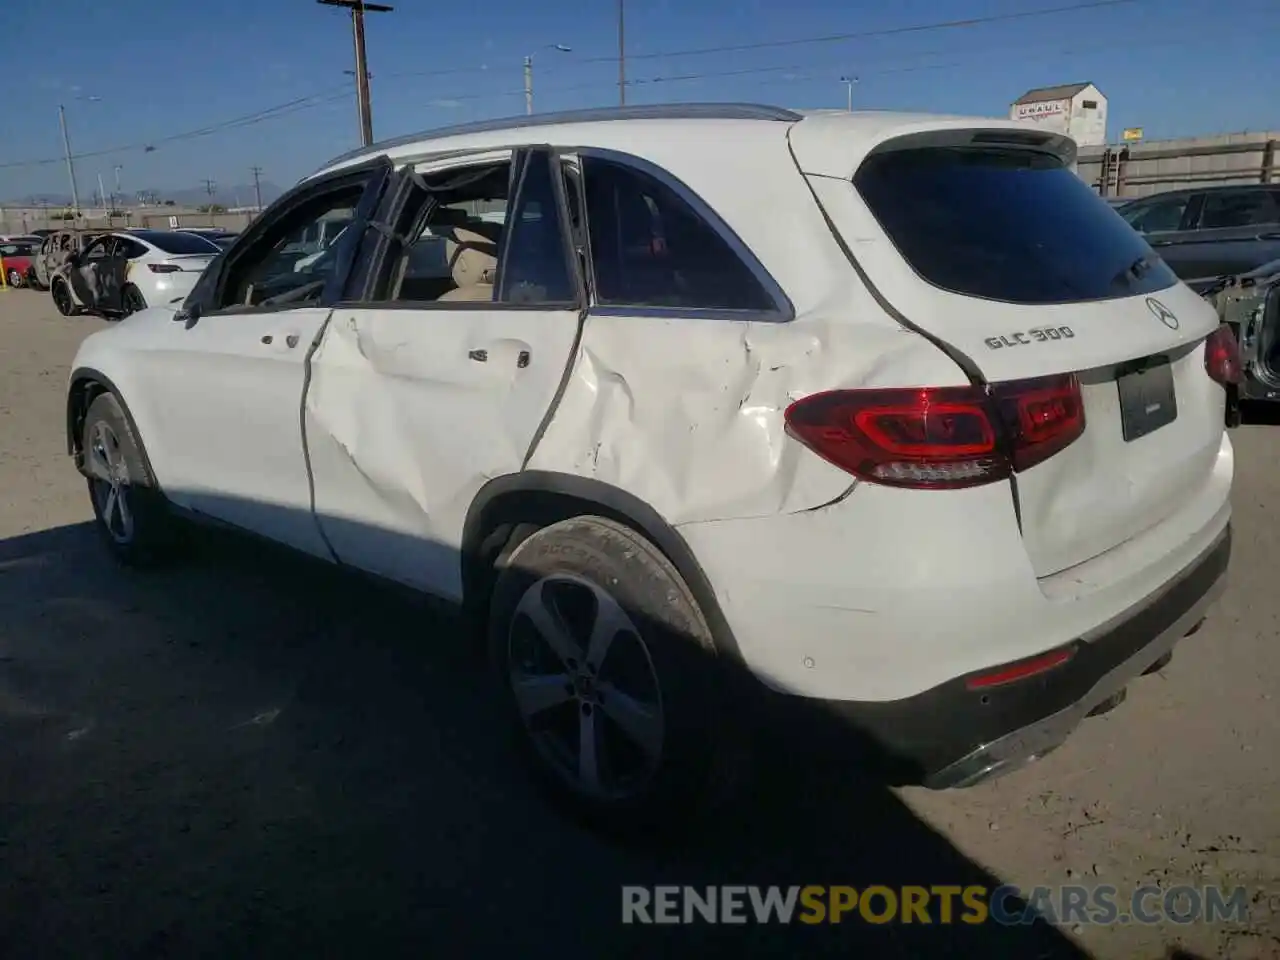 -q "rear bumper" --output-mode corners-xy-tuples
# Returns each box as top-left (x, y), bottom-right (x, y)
(764, 523), (1231, 788)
